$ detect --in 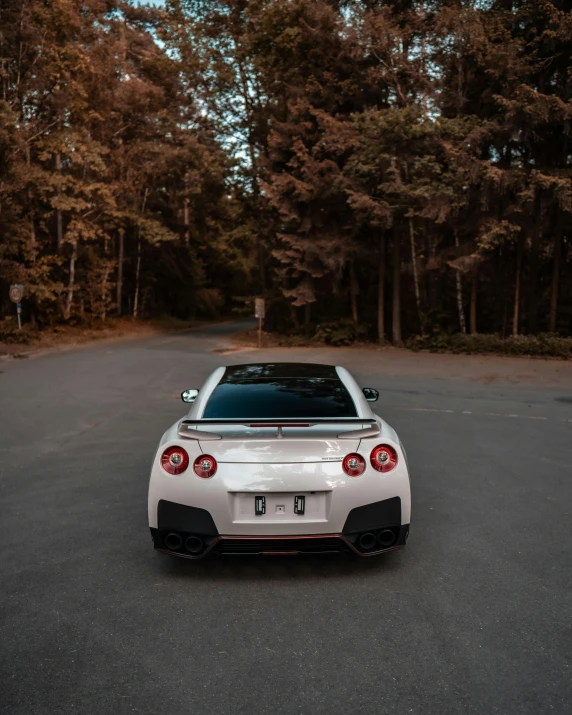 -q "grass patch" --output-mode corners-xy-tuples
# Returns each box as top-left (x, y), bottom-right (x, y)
(235, 322), (572, 360)
(405, 333), (572, 359)
(0, 318), (40, 345)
